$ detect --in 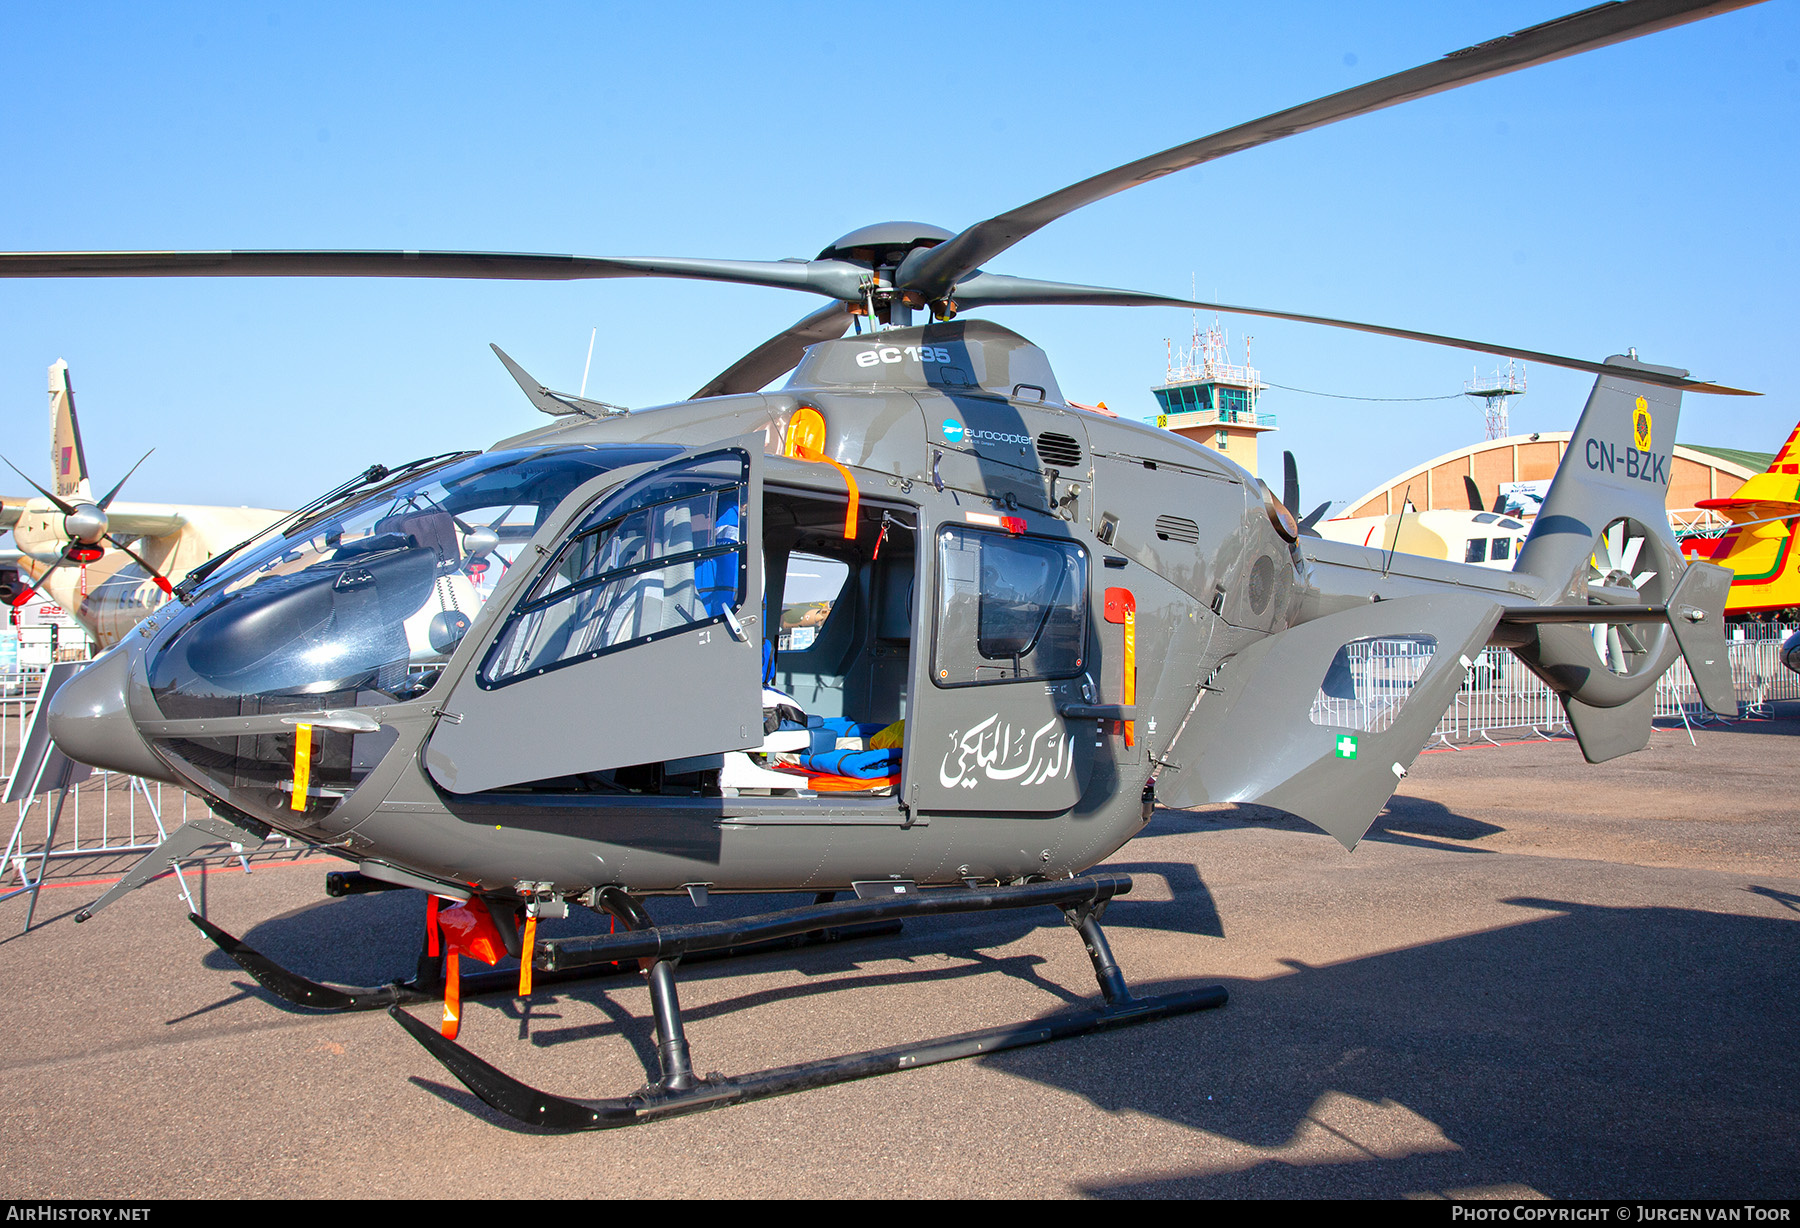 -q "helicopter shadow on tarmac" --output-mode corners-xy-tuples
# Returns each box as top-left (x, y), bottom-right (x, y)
(969, 896), (1800, 1199)
(1159, 797), (1505, 856)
